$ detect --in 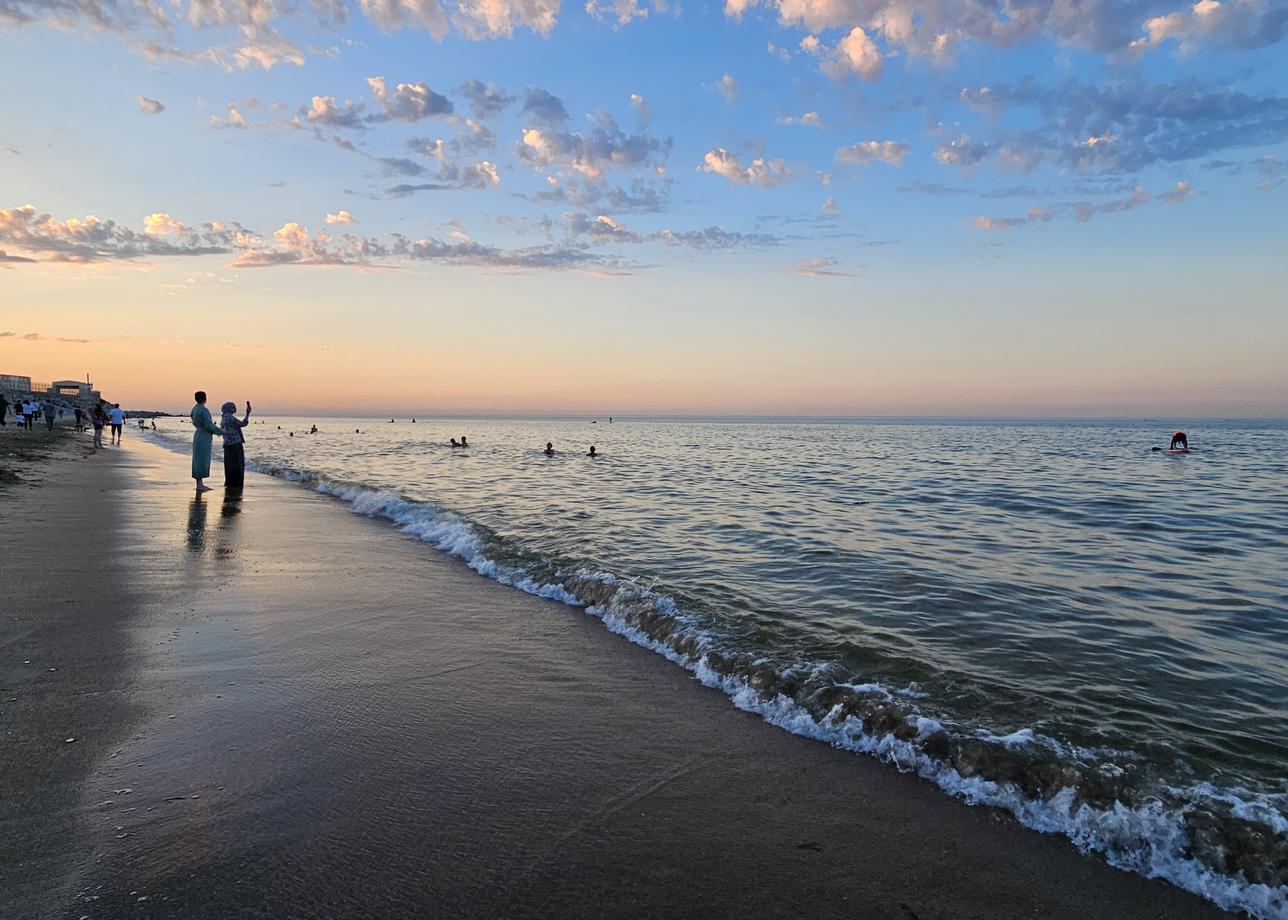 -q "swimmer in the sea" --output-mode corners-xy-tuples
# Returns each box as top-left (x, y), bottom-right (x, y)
(588, 445), (597, 457)
(544, 442), (554, 456)
(310, 424), (318, 434)
(460, 435), (468, 447)
(450, 438), (459, 447)
(1170, 430), (1188, 450)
